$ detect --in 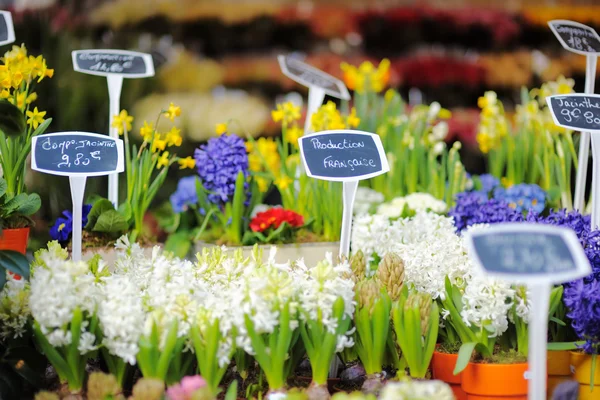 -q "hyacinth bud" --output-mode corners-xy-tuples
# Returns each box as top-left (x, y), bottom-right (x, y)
(34, 392), (60, 400)
(377, 253), (405, 301)
(87, 372), (121, 400)
(358, 279), (381, 314)
(130, 378), (165, 400)
(350, 250), (367, 281)
(405, 292), (433, 336)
